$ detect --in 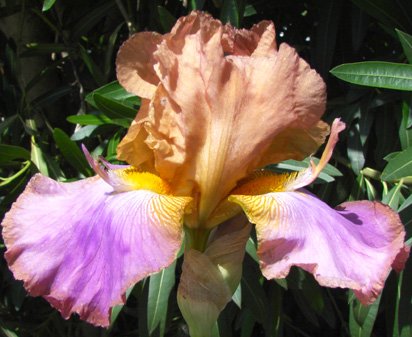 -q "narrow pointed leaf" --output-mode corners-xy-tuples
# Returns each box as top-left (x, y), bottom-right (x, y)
(157, 6), (176, 32)
(399, 259), (412, 337)
(220, 0), (245, 27)
(349, 295), (382, 337)
(30, 137), (49, 176)
(147, 262), (176, 336)
(67, 114), (129, 127)
(42, 0), (56, 11)
(0, 144), (30, 163)
(382, 146), (412, 181)
(396, 29), (412, 64)
(53, 128), (93, 176)
(330, 62), (412, 91)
